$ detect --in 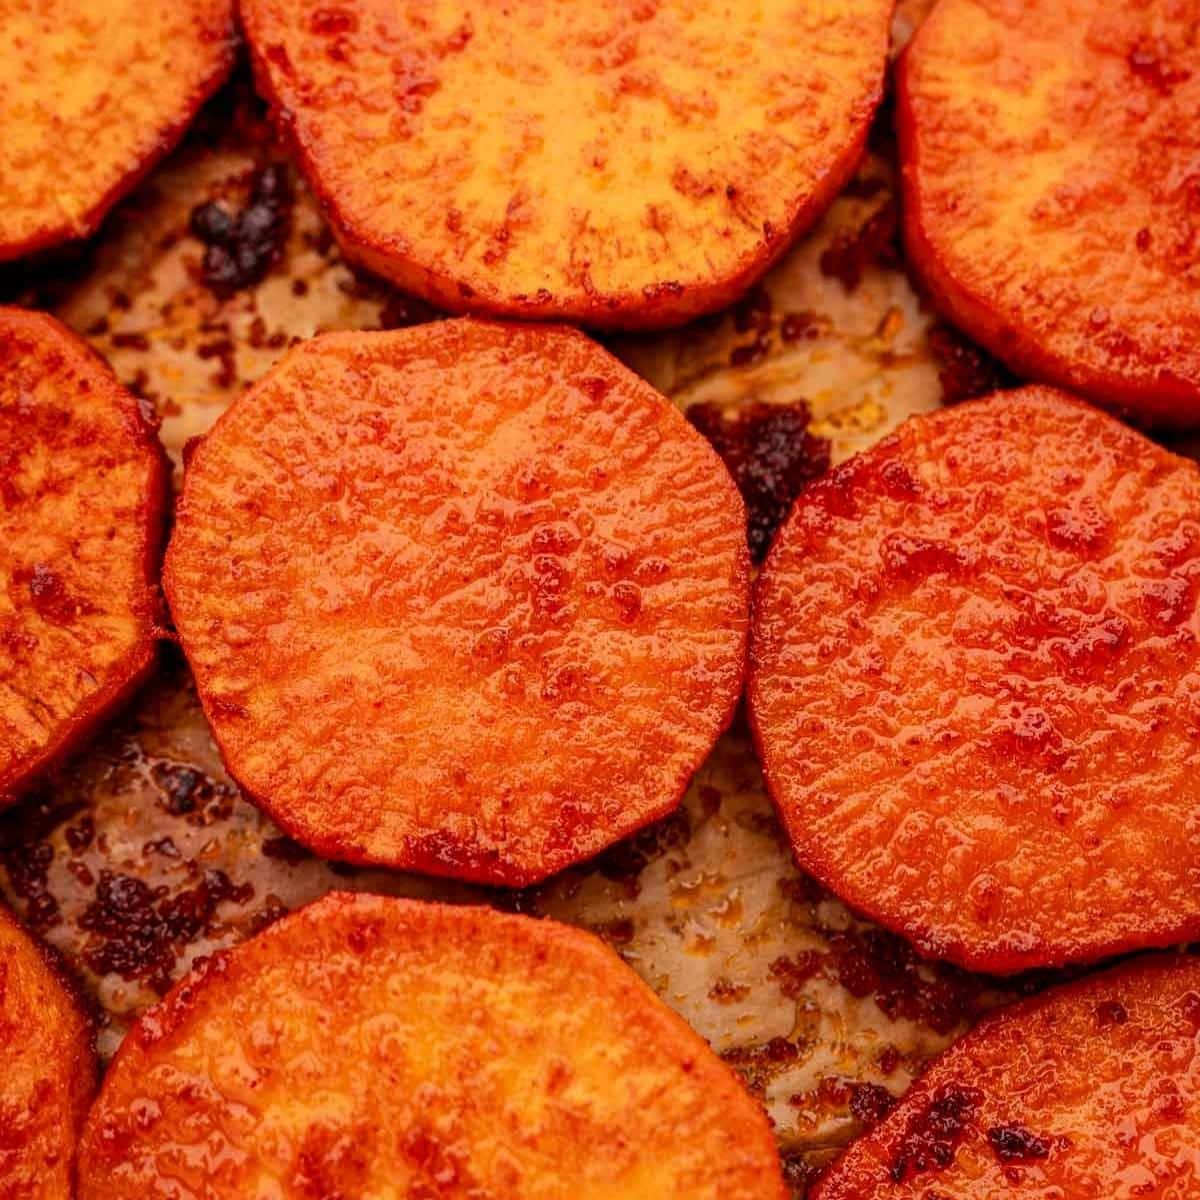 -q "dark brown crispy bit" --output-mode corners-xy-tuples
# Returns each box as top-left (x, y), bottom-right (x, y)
(687, 400), (830, 563)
